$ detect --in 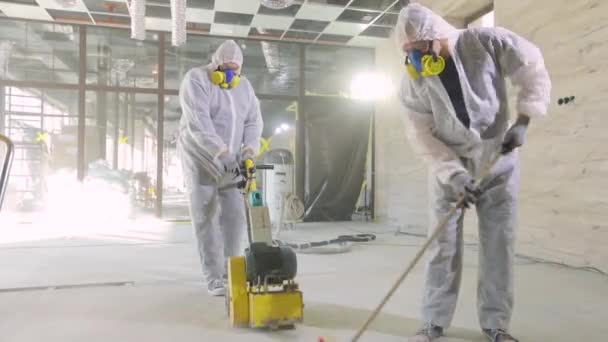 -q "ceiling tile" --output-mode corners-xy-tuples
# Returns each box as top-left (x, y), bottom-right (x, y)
(214, 11), (254, 26)
(145, 17), (172, 32)
(374, 13), (398, 27)
(36, 0), (88, 12)
(283, 30), (318, 41)
(318, 34), (352, 43)
(185, 8), (214, 23)
(289, 19), (329, 32)
(360, 25), (392, 38)
(0, 3), (52, 21)
(188, 0), (215, 10)
(82, 0), (129, 15)
(214, 0), (259, 14)
(348, 0), (395, 12)
(307, 0), (349, 5)
(323, 21), (367, 36)
(2, 0), (36, 4)
(258, 4), (301, 17)
(296, 2), (343, 21)
(46, 8), (92, 22)
(251, 14), (294, 30)
(337, 9), (380, 24)
(91, 13), (130, 25)
(248, 27), (283, 39)
(348, 35), (383, 48)
(210, 23), (250, 37)
(146, 4), (171, 19)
